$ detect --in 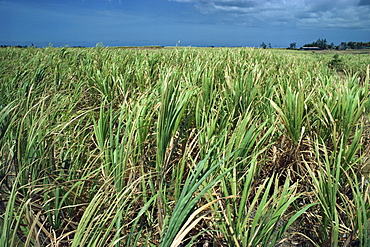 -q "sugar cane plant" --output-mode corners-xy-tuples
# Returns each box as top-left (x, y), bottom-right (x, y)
(0, 46), (369, 246)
